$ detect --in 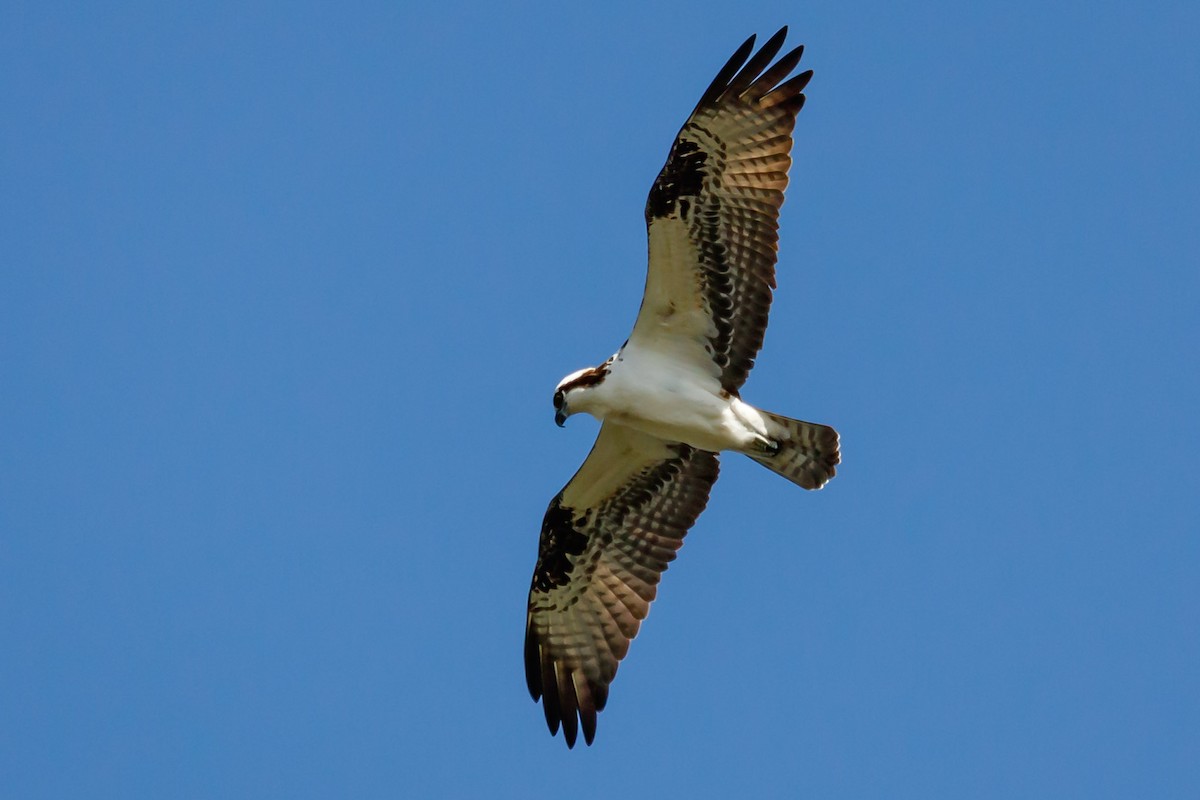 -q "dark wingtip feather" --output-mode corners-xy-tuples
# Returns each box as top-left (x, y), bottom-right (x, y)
(761, 70), (813, 109)
(788, 68), (814, 94)
(523, 621), (542, 701)
(573, 676), (598, 746)
(691, 29), (811, 117)
(540, 657), (561, 736)
(581, 706), (597, 746)
(593, 681), (609, 712)
(694, 33), (757, 111)
(726, 27), (790, 98)
(558, 669), (580, 748)
(745, 45), (805, 101)
(563, 719), (578, 748)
